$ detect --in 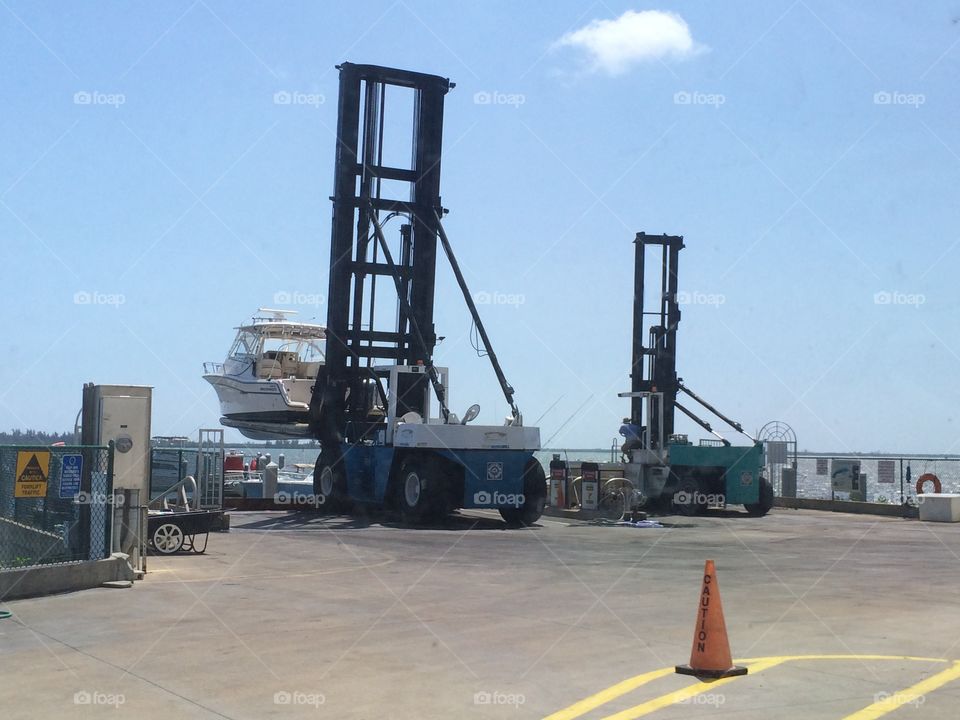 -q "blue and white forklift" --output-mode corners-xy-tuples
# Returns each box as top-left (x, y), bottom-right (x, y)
(308, 63), (545, 526)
